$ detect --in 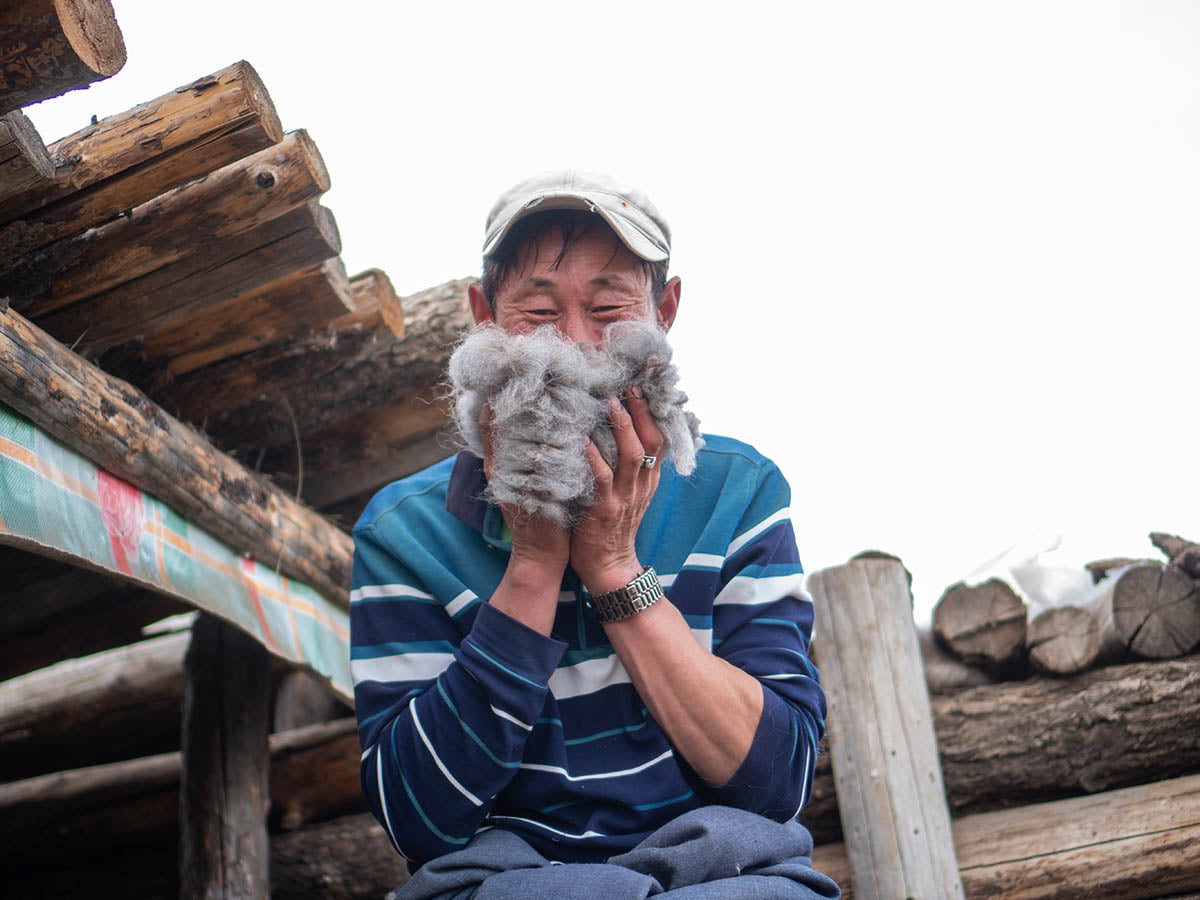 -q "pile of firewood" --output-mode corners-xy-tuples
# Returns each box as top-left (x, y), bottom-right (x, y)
(926, 531), (1200, 686)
